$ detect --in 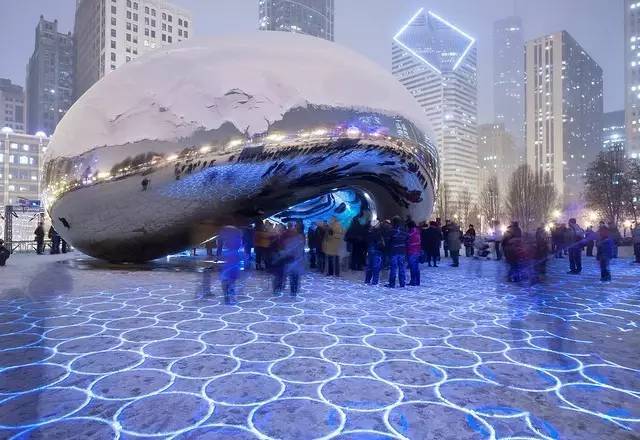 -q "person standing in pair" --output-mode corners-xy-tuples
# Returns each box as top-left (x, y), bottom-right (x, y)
(441, 220), (451, 258)
(632, 222), (640, 264)
(385, 217), (408, 288)
(407, 221), (421, 286)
